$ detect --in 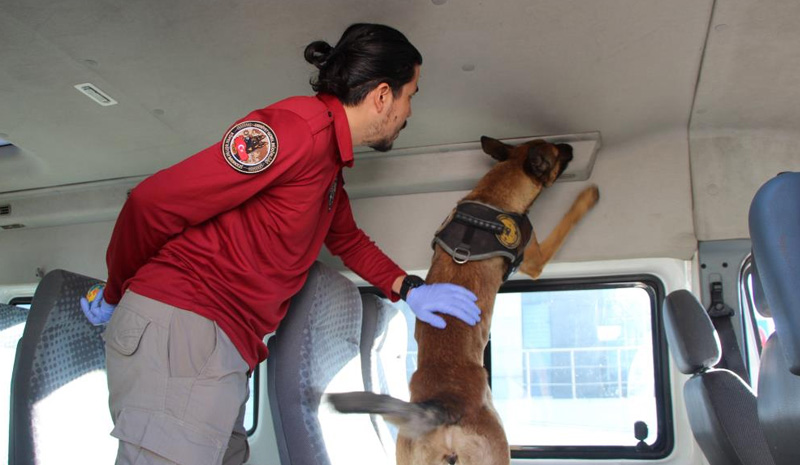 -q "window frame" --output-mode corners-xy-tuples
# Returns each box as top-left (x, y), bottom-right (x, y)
(246, 365), (260, 436)
(738, 253), (778, 387)
(740, 255), (762, 351)
(8, 296), (32, 308)
(360, 273), (673, 460)
(489, 274), (672, 460)
(3, 294), (266, 433)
